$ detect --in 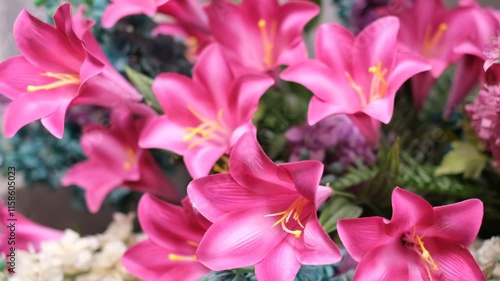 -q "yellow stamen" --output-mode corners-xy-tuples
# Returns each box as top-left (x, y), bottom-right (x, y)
(27, 72), (80, 92)
(423, 23), (448, 57)
(368, 62), (388, 103)
(264, 197), (307, 238)
(212, 154), (229, 173)
(122, 147), (136, 170)
(185, 37), (198, 61)
(187, 241), (200, 247)
(168, 254), (197, 262)
(183, 106), (227, 150)
(345, 72), (368, 107)
(258, 19), (275, 69)
(404, 227), (440, 281)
